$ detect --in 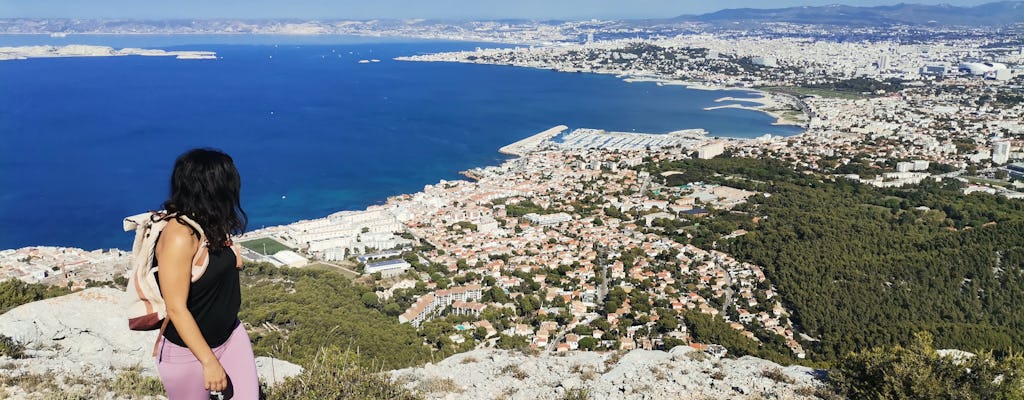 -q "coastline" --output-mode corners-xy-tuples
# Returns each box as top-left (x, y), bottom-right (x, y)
(395, 54), (811, 131)
(1, 42), (802, 255)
